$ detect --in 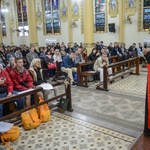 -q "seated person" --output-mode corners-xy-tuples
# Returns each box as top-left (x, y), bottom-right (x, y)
(94, 52), (113, 85)
(5, 57), (16, 74)
(29, 58), (59, 100)
(60, 49), (69, 60)
(53, 49), (62, 62)
(61, 52), (77, 84)
(88, 48), (99, 61)
(44, 50), (56, 76)
(82, 48), (88, 62)
(14, 47), (23, 58)
(128, 43), (137, 58)
(0, 63), (25, 118)
(120, 43), (127, 60)
(111, 42), (123, 61)
(10, 58), (34, 107)
(74, 48), (85, 64)
(26, 45), (39, 65)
